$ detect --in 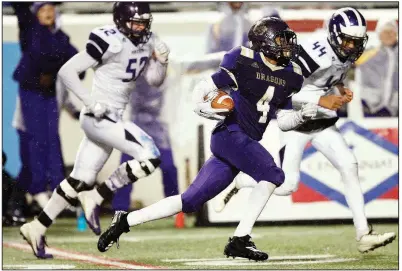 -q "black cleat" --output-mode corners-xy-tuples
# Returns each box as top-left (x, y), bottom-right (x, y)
(97, 211), (130, 252)
(224, 235), (268, 261)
